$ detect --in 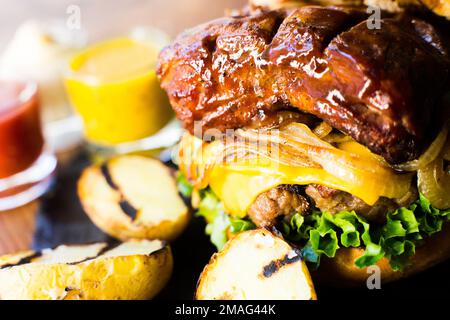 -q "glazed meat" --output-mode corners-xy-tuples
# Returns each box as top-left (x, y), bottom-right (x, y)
(158, 6), (450, 163)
